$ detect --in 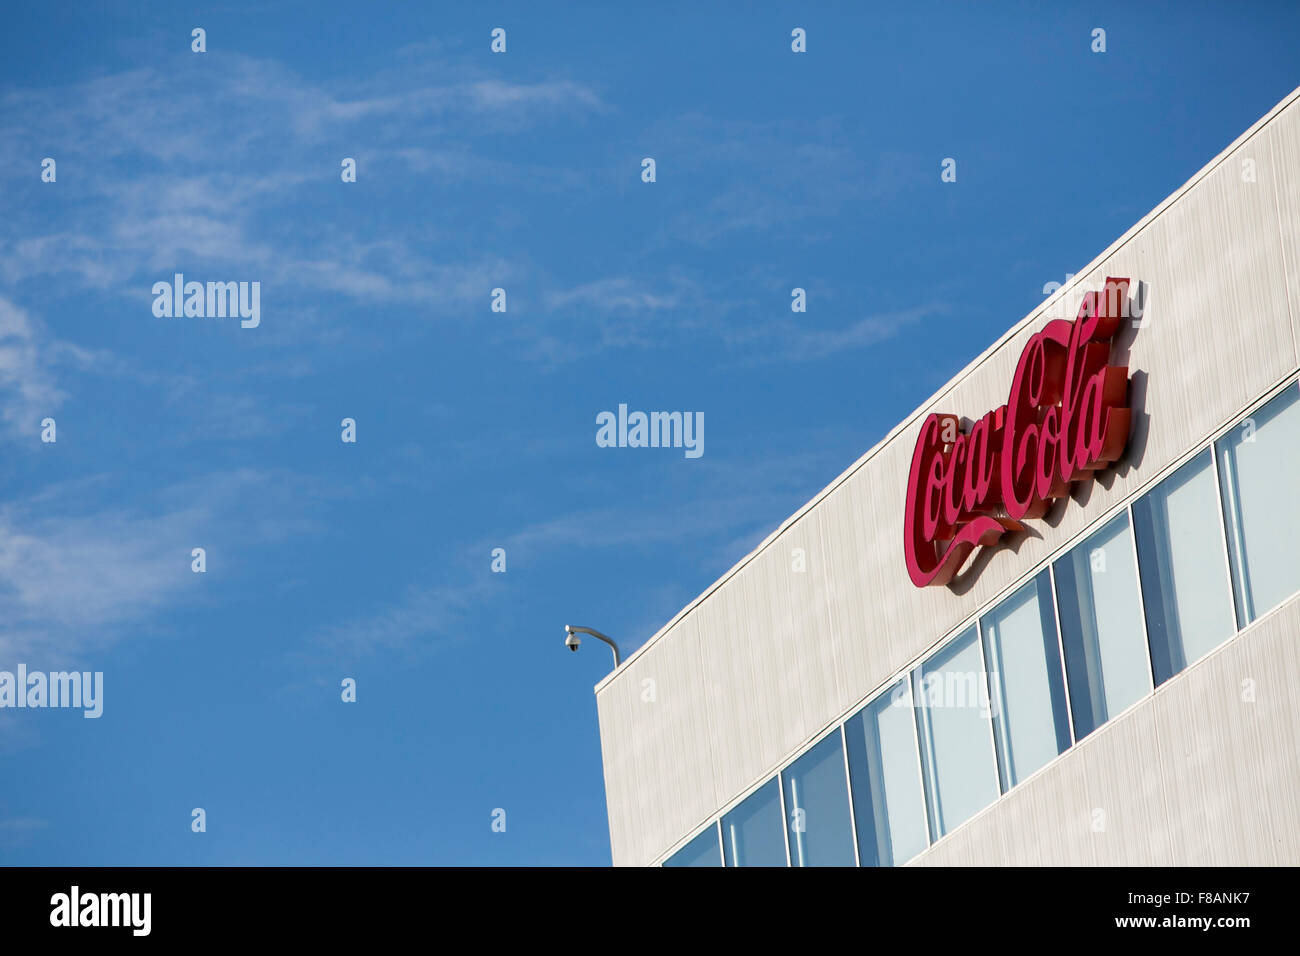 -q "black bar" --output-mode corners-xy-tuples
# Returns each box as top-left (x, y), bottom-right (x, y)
(0, 865), (1285, 941)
